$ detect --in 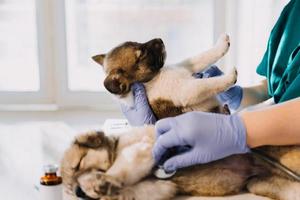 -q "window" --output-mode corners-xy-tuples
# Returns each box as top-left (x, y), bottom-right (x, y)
(0, 0), (39, 91)
(65, 0), (214, 91)
(0, 0), (290, 108)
